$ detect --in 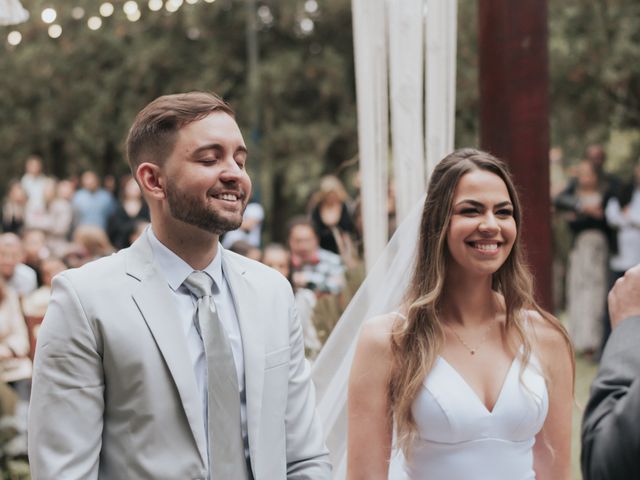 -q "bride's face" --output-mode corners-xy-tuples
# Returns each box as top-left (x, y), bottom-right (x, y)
(445, 169), (516, 278)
